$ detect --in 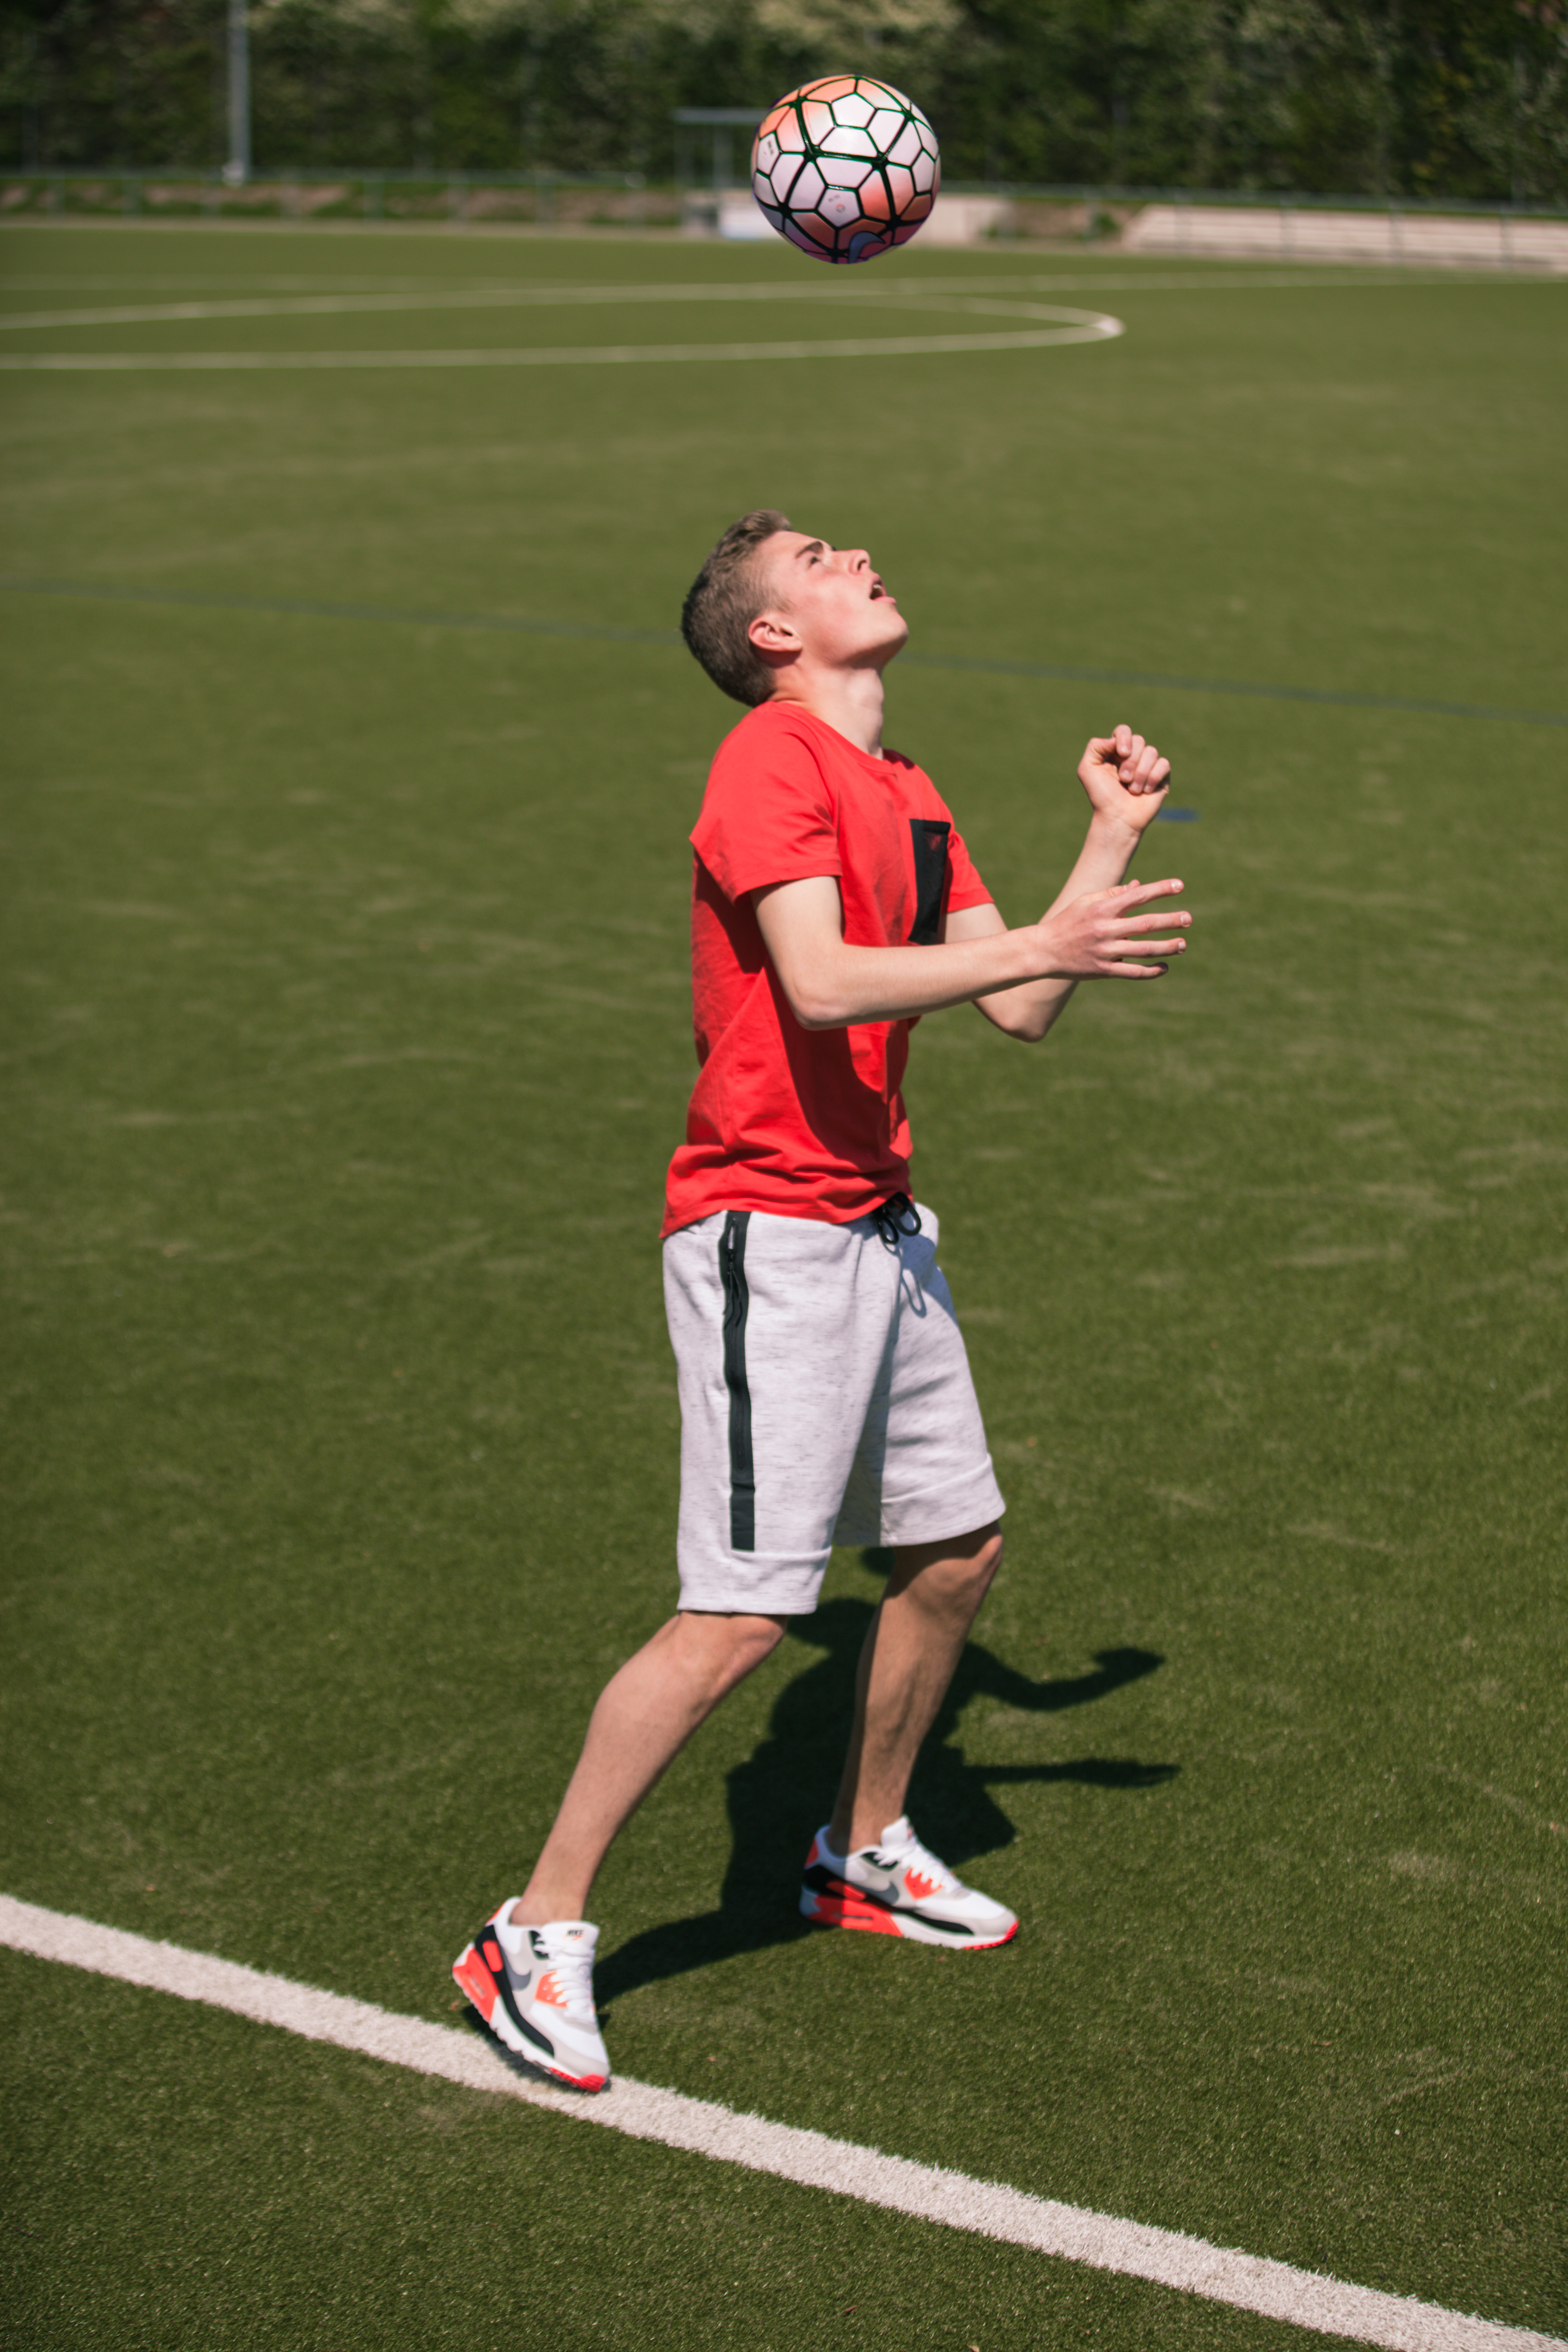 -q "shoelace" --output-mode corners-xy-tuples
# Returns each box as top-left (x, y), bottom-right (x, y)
(869, 1831), (958, 1895)
(533, 1940), (598, 2015)
(871, 1192), (922, 1250)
